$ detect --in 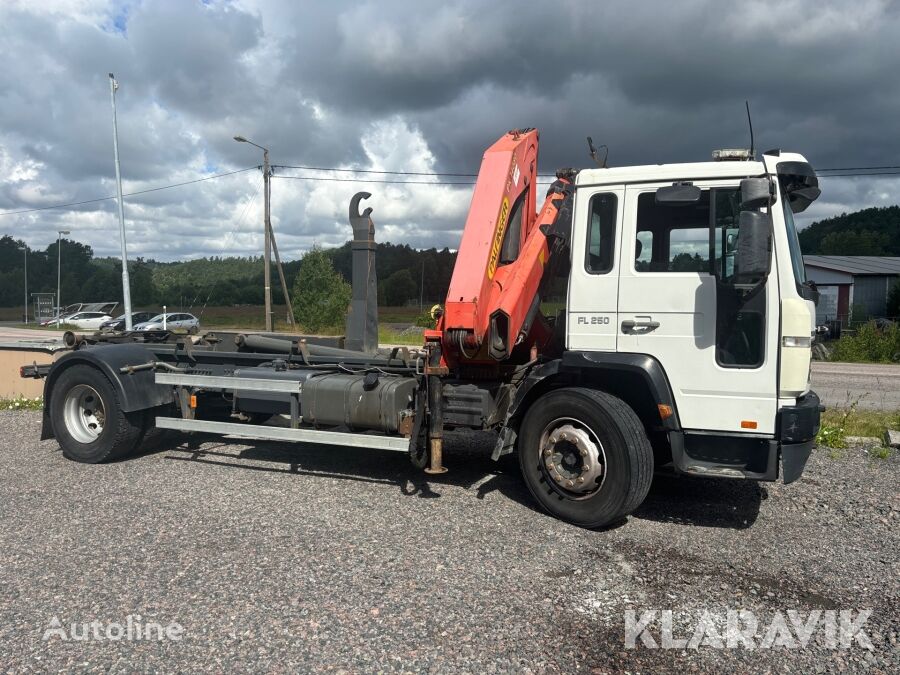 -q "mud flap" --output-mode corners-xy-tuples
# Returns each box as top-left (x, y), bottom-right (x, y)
(781, 440), (814, 484)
